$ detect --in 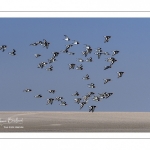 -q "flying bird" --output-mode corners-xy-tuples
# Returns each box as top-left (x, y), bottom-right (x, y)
(104, 36), (111, 43)
(82, 50), (88, 57)
(93, 96), (100, 102)
(88, 83), (95, 88)
(59, 101), (67, 106)
(86, 57), (93, 62)
(34, 94), (42, 98)
(103, 79), (111, 84)
(63, 35), (70, 41)
(46, 98), (54, 105)
(68, 52), (75, 55)
(65, 44), (73, 50)
(77, 58), (84, 62)
(72, 91), (79, 96)
(30, 42), (39, 46)
(105, 93), (113, 99)
(76, 64), (83, 70)
(117, 72), (124, 78)
(72, 40), (79, 45)
(0, 45), (7, 52)
(55, 97), (63, 101)
(104, 65), (112, 70)
(79, 101), (87, 110)
(48, 90), (55, 94)
(52, 52), (59, 58)
(46, 65), (53, 71)
(68, 63), (76, 69)
(23, 89), (32, 92)
(82, 74), (90, 80)
(48, 57), (56, 64)
(89, 106), (96, 112)
(112, 50), (119, 56)
(43, 39), (50, 49)
(74, 98), (82, 104)
(34, 54), (41, 58)
(8, 49), (16, 56)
